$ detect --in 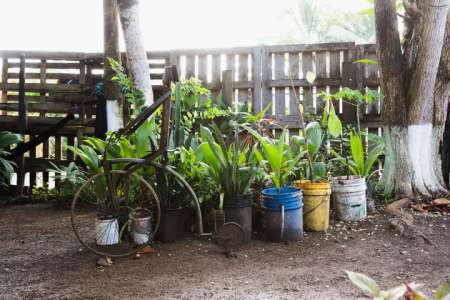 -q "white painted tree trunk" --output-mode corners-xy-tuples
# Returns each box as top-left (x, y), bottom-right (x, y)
(383, 123), (448, 198)
(117, 0), (153, 106)
(103, 0), (123, 132)
(106, 100), (124, 132)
